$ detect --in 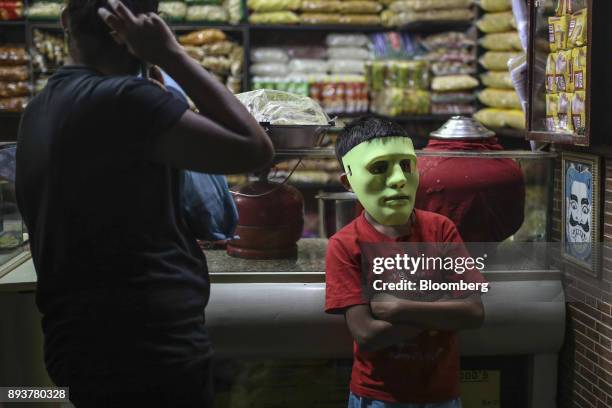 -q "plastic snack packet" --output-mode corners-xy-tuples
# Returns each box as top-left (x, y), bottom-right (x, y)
(571, 91), (586, 134)
(567, 8), (587, 48)
(554, 51), (569, 92)
(571, 46), (587, 92)
(546, 52), (557, 93)
(557, 92), (573, 132)
(546, 94), (559, 131)
(548, 15), (568, 52)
